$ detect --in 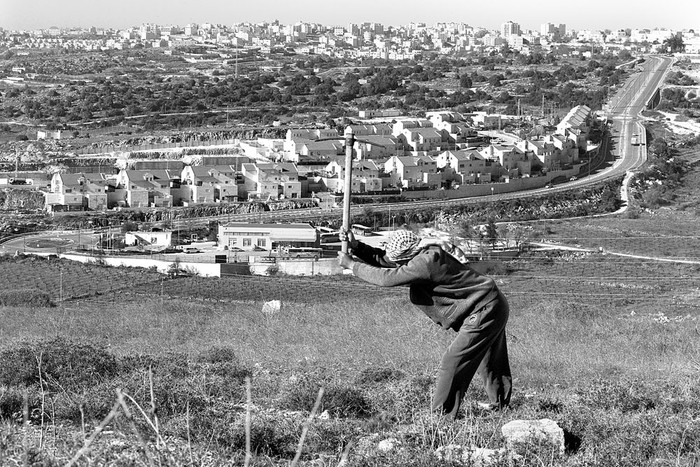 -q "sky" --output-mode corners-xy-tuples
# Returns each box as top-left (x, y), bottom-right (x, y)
(1, 0), (699, 32)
